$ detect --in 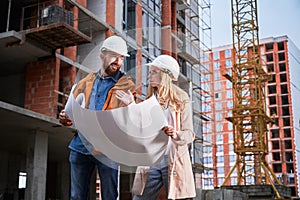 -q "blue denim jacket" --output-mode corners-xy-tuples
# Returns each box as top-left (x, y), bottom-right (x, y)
(69, 71), (122, 155)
